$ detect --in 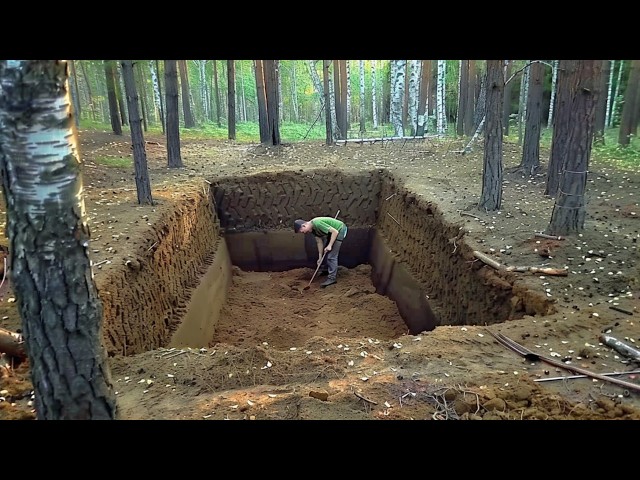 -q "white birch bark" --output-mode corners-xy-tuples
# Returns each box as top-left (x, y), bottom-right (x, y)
(408, 60), (420, 135)
(437, 60), (447, 135)
(605, 60), (615, 127)
(547, 60), (558, 128)
(359, 60), (366, 133)
(328, 64), (339, 141)
(390, 60), (406, 136)
(517, 61), (529, 145)
(291, 62), (299, 122)
(148, 61), (163, 125)
(372, 60), (378, 129)
(611, 60), (624, 126)
(346, 60), (351, 129)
